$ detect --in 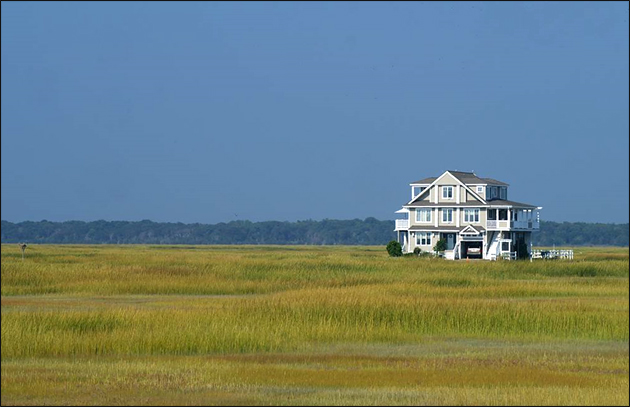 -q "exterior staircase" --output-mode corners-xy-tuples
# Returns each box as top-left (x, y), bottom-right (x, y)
(486, 231), (501, 260)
